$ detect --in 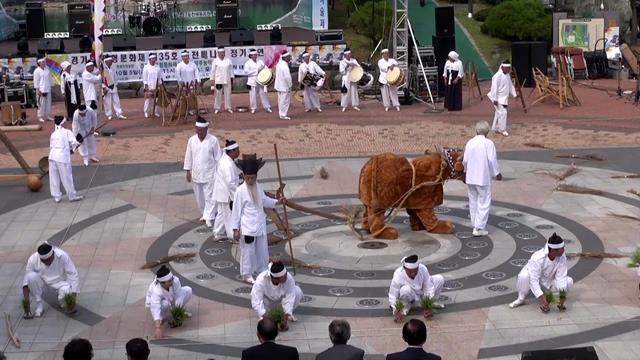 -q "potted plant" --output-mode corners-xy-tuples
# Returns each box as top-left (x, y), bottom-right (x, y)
(62, 293), (77, 315)
(265, 305), (288, 331)
(169, 305), (188, 328)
